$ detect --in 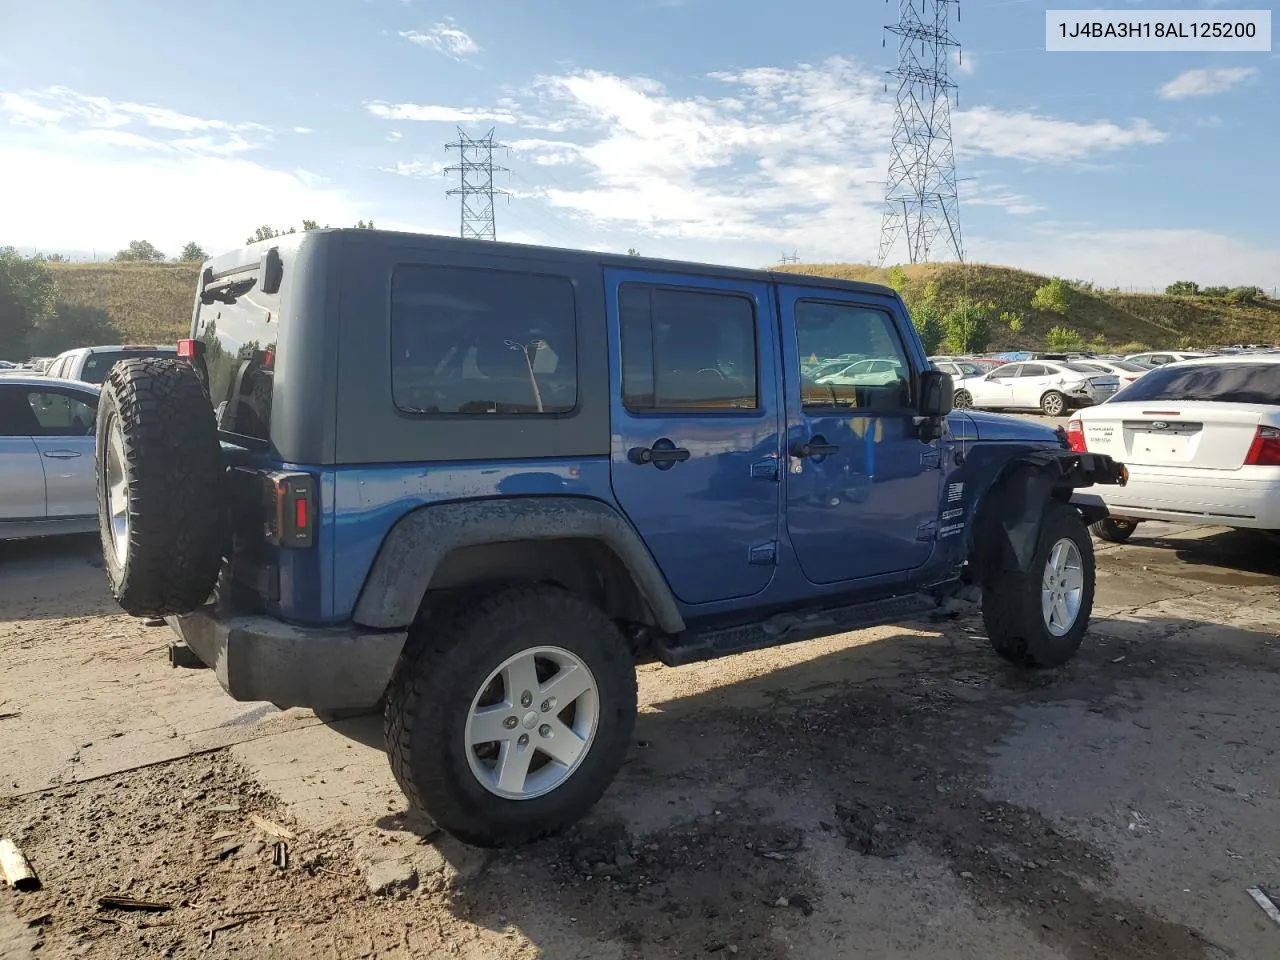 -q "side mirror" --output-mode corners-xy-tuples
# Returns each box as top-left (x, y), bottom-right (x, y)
(918, 369), (954, 418)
